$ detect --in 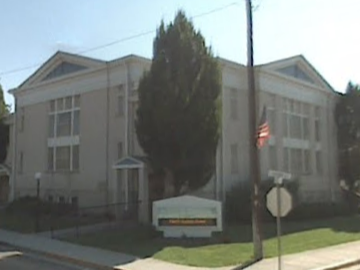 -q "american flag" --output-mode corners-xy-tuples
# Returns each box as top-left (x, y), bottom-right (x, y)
(256, 106), (270, 148)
